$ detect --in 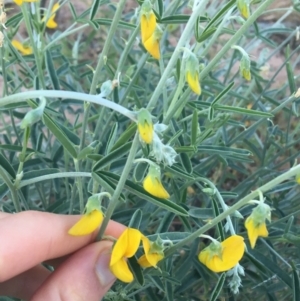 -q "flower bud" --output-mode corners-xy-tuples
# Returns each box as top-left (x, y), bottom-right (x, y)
(143, 165), (169, 199)
(185, 53), (201, 95)
(140, 0), (156, 43)
(240, 54), (251, 81)
(137, 108), (154, 144)
(21, 97), (46, 129)
(237, 0), (250, 19)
